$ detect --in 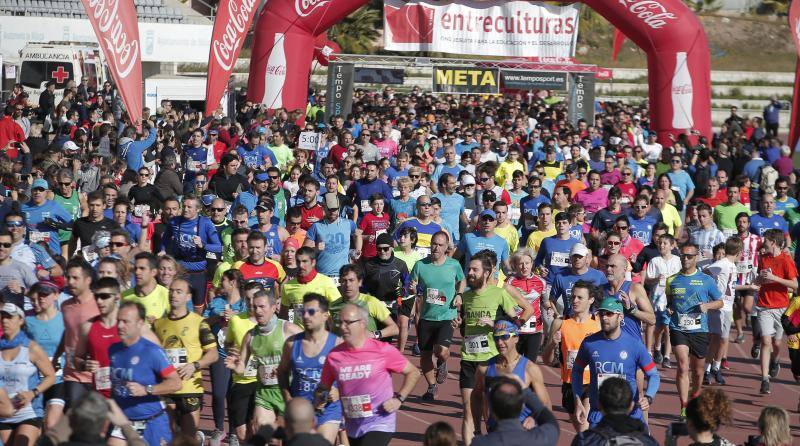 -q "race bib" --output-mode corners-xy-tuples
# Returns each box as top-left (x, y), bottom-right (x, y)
(165, 348), (188, 366)
(550, 251), (569, 267)
(425, 288), (445, 306)
(342, 394), (374, 418)
(415, 247), (431, 258)
(258, 364), (278, 386)
(288, 304), (303, 324)
(30, 231), (50, 243)
(49, 356), (63, 378)
(736, 262), (752, 274)
(520, 315), (538, 333)
(217, 328), (227, 349)
(95, 367), (111, 391)
(597, 373), (624, 390)
(464, 209), (474, 219)
(331, 276), (341, 287)
(188, 159), (204, 172)
(509, 207), (521, 223)
(678, 312), (702, 331)
(360, 200), (372, 212)
(566, 350), (578, 371)
(243, 357), (258, 377)
(464, 334), (490, 354)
